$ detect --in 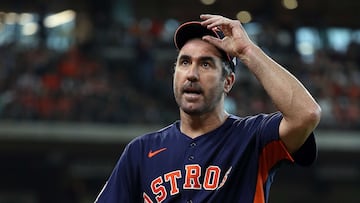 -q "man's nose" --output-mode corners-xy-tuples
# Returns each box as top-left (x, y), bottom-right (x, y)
(186, 65), (199, 81)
